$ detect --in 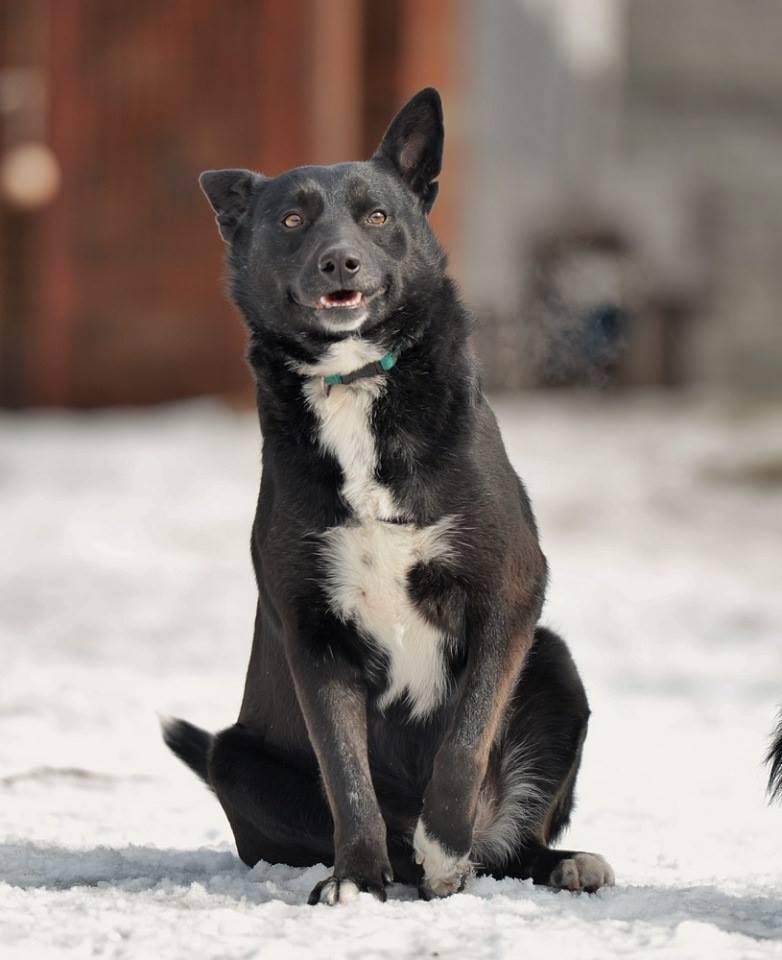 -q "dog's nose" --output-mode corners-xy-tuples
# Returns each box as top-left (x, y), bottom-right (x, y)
(318, 247), (362, 285)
